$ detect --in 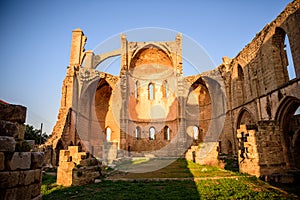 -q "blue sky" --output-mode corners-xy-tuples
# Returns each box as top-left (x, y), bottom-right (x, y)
(0, 0), (292, 134)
